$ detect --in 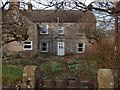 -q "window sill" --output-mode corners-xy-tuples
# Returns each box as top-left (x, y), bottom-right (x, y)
(41, 51), (48, 53)
(23, 49), (32, 50)
(77, 33), (85, 36)
(58, 34), (64, 36)
(77, 52), (84, 54)
(40, 33), (49, 35)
